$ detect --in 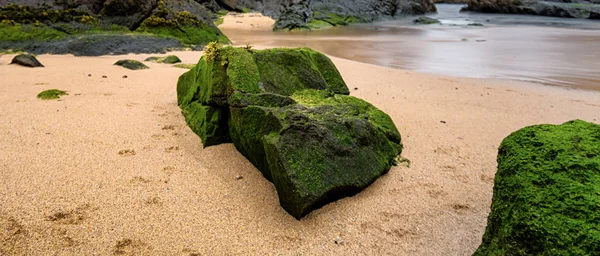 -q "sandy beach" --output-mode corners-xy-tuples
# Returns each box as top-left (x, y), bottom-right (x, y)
(1, 13), (600, 255)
